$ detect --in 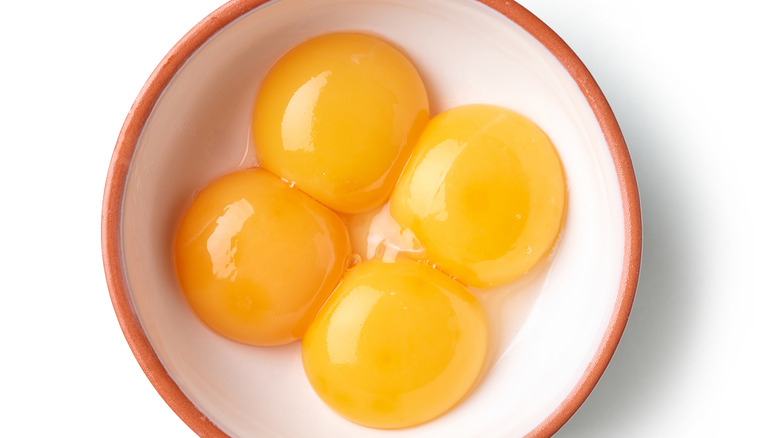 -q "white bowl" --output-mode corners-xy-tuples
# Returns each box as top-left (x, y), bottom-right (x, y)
(102, 0), (641, 436)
